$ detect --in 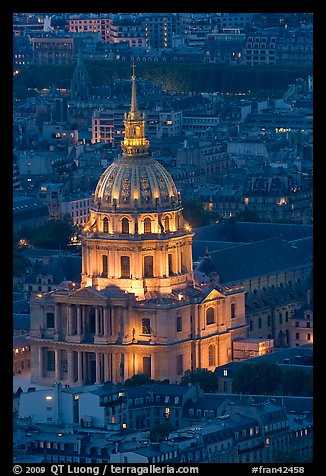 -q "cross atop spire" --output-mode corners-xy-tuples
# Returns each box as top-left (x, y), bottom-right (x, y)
(131, 62), (136, 80)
